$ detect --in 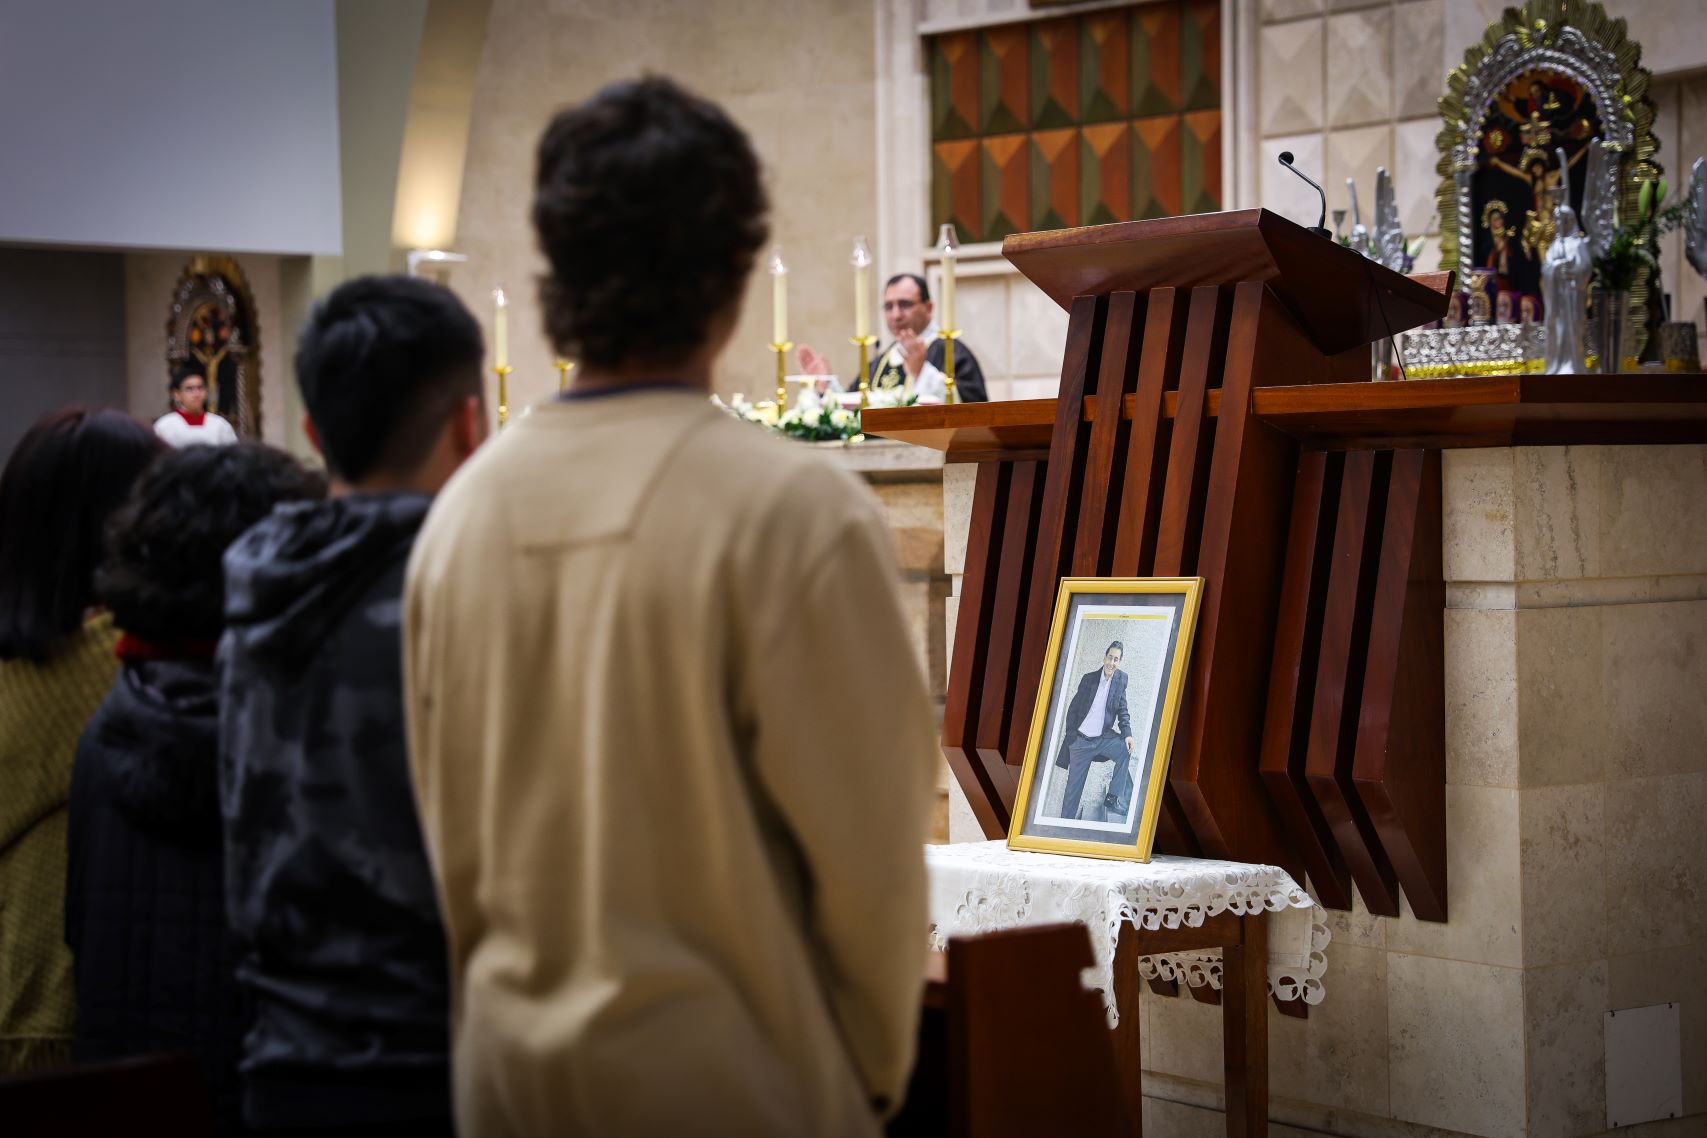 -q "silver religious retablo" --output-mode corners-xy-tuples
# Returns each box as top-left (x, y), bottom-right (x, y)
(1542, 181), (1591, 374)
(1686, 157), (1707, 280)
(1581, 141), (1618, 262)
(1346, 178), (1369, 255)
(1373, 167), (1406, 271)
